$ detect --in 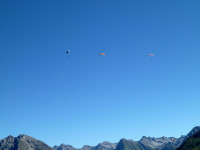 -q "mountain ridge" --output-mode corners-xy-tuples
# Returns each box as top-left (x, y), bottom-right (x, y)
(1, 126), (200, 150)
